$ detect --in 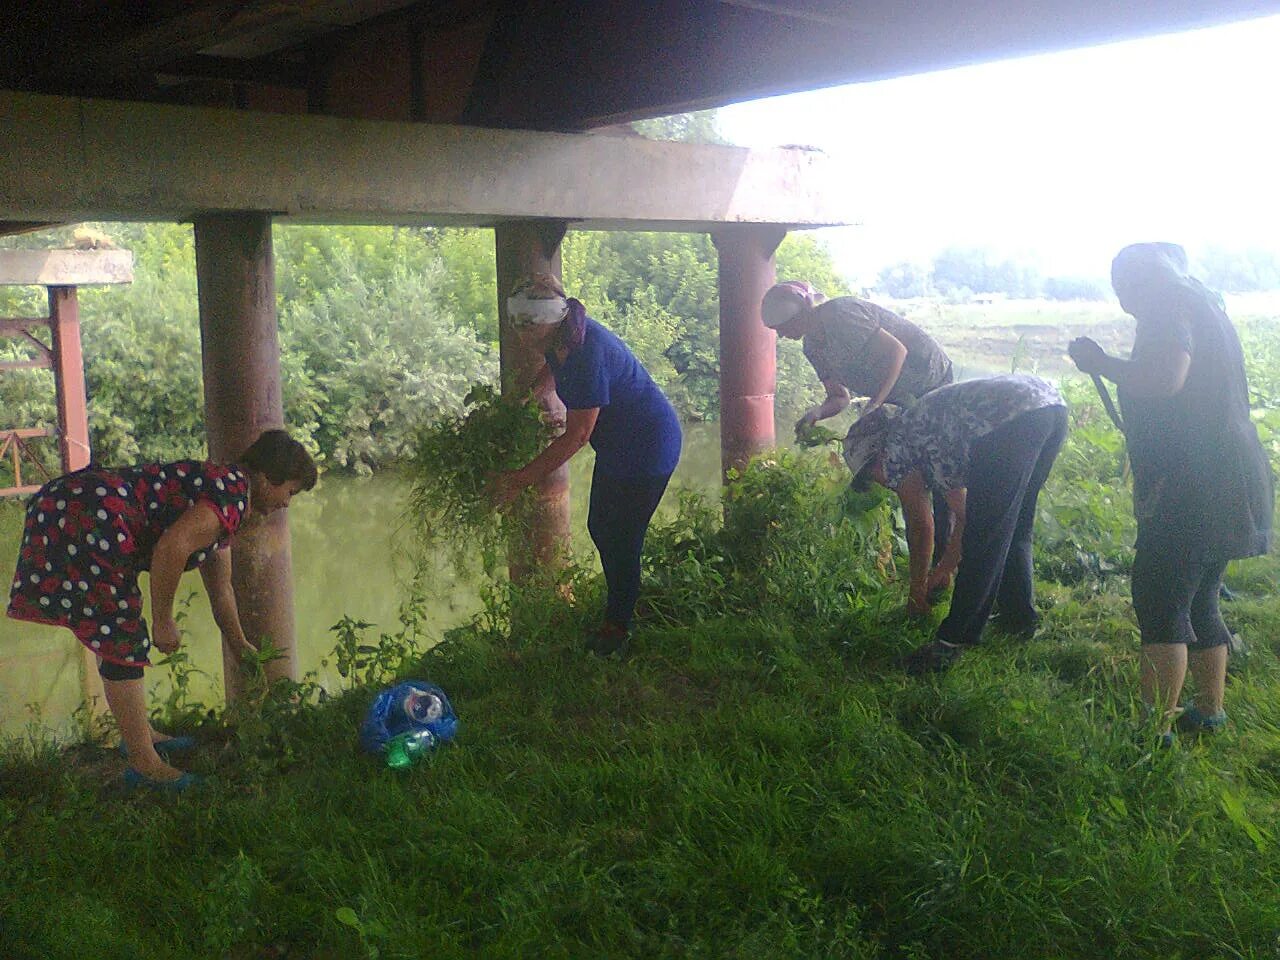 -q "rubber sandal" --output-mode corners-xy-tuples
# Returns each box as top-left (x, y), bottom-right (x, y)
(123, 768), (205, 793)
(117, 735), (198, 759)
(1175, 706), (1228, 735)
